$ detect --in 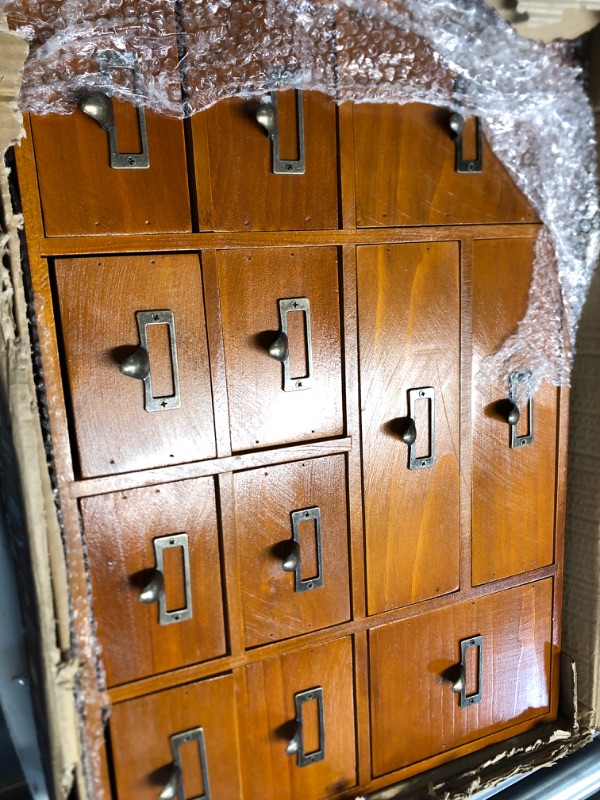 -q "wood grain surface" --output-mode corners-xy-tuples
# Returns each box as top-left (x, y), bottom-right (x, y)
(353, 103), (538, 228)
(54, 254), (216, 477)
(471, 238), (557, 584)
(357, 242), (461, 613)
(240, 637), (356, 799)
(217, 247), (344, 451)
(81, 478), (226, 686)
(110, 673), (242, 799)
(231, 454), (351, 647)
(369, 579), (554, 776)
(31, 103), (191, 237)
(192, 91), (339, 231)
